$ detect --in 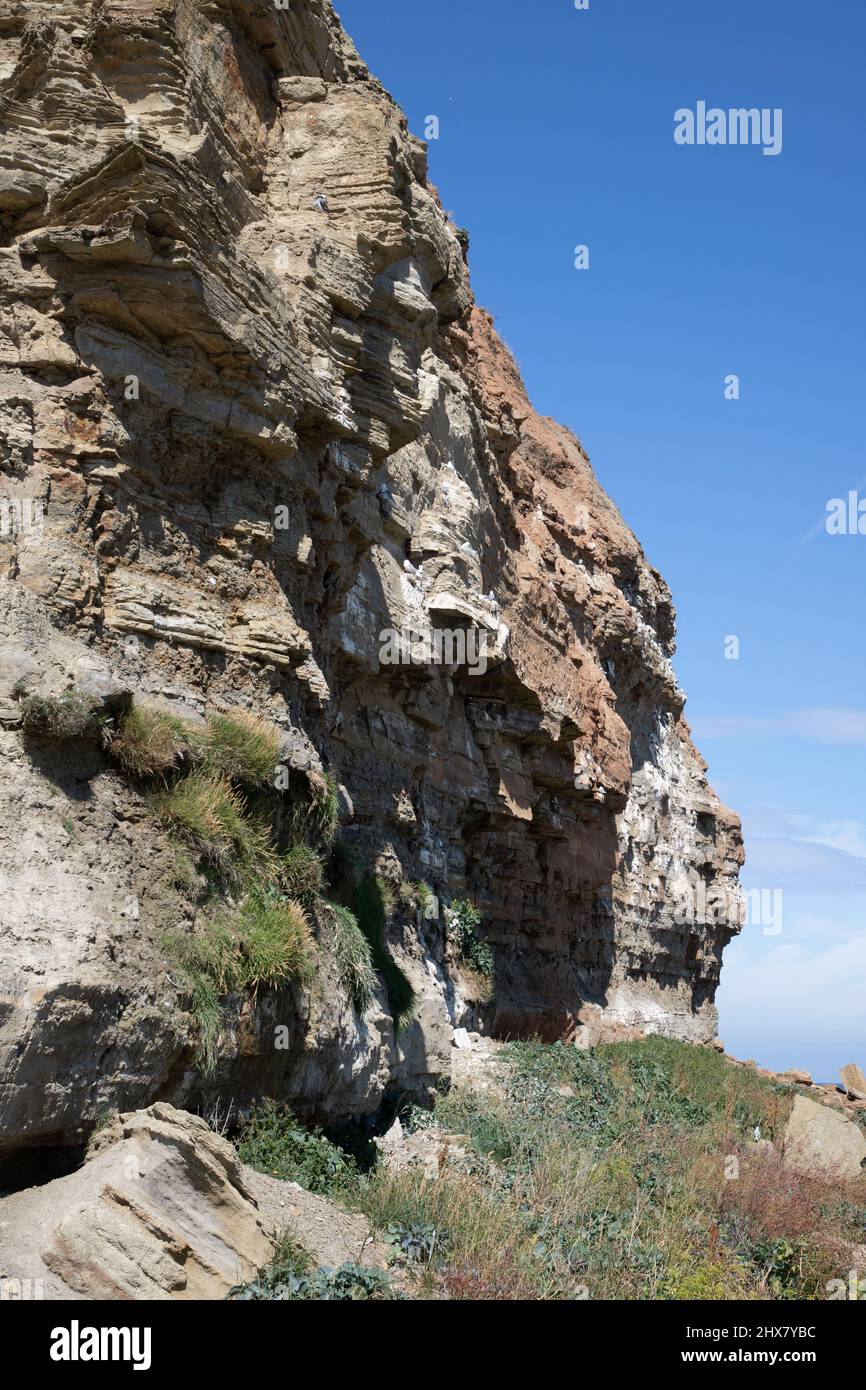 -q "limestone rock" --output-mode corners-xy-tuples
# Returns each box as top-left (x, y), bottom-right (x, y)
(840, 1064), (866, 1101)
(783, 1094), (866, 1180)
(0, 1105), (274, 1299)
